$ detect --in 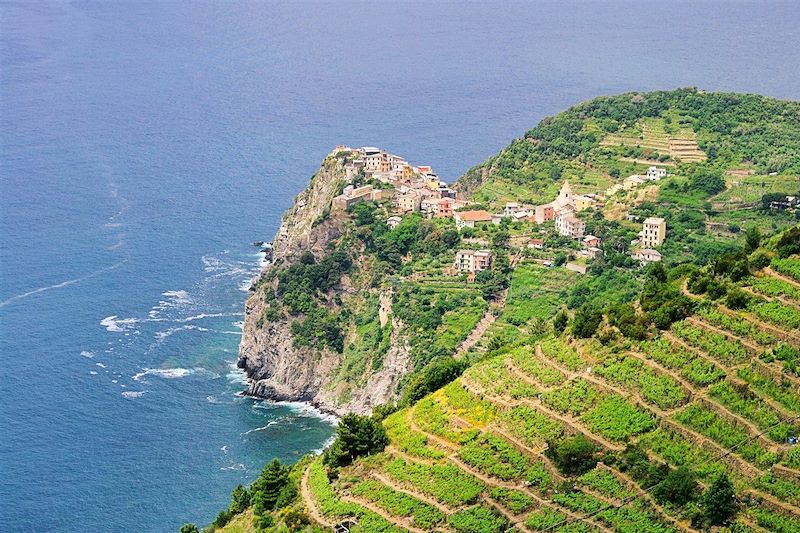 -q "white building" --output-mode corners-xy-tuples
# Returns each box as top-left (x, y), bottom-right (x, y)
(555, 212), (586, 239)
(454, 249), (492, 273)
(646, 166), (667, 181)
(634, 248), (662, 264)
(386, 216), (402, 229)
(639, 217), (666, 248)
